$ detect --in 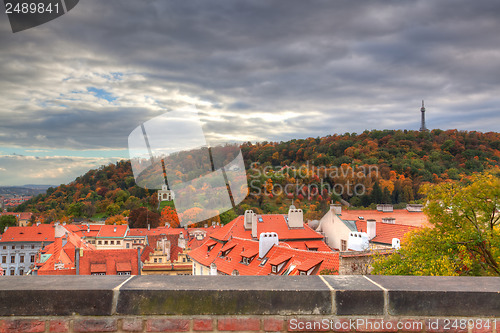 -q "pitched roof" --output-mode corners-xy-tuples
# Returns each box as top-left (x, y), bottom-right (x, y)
(97, 225), (128, 238)
(36, 230), (95, 275)
(355, 220), (419, 245)
(79, 249), (139, 275)
(0, 225), (55, 243)
(189, 237), (339, 276)
(210, 214), (325, 242)
(340, 209), (430, 228)
(91, 263), (107, 273)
